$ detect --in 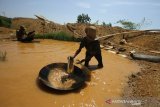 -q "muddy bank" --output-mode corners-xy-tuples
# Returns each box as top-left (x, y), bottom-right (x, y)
(117, 34), (160, 107)
(0, 39), (140, 107)
(122, 60), (160, 107)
